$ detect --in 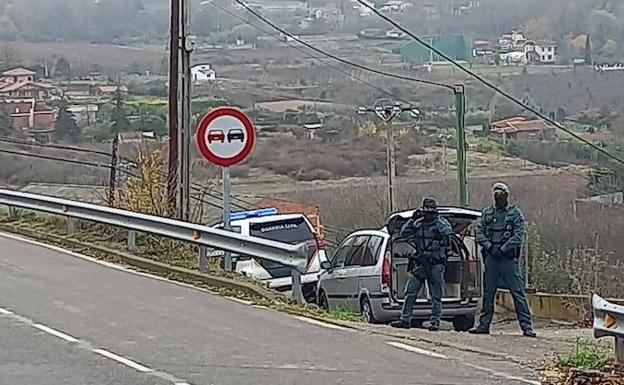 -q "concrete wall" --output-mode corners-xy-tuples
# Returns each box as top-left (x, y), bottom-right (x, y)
(496, 290), (624, 322)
